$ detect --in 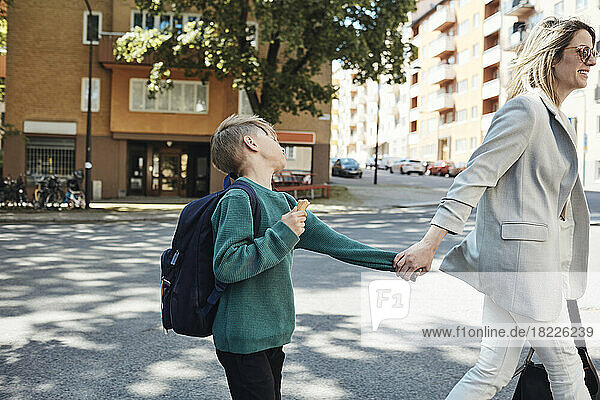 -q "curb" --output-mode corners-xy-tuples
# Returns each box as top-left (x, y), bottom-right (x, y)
(0, 212), (180, 224)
